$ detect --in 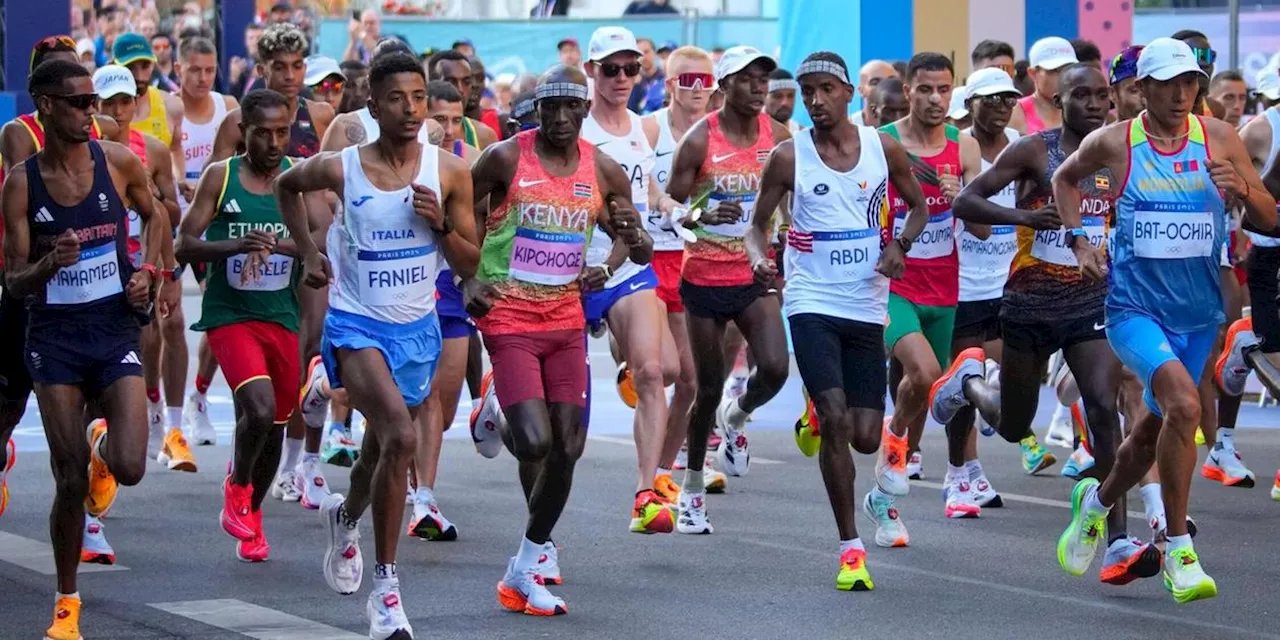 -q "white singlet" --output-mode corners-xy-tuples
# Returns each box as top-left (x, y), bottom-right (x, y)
(648, 108), (684, 252)
(581, 110), (652, 286)
(328, 144), (442, 324)
(179, 92), (229, 210)
(958, 126), (1021, 301)
(355, 107), (434, 145)
(1247, 108), (1280, 248)
(784, 125), (890, 325)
